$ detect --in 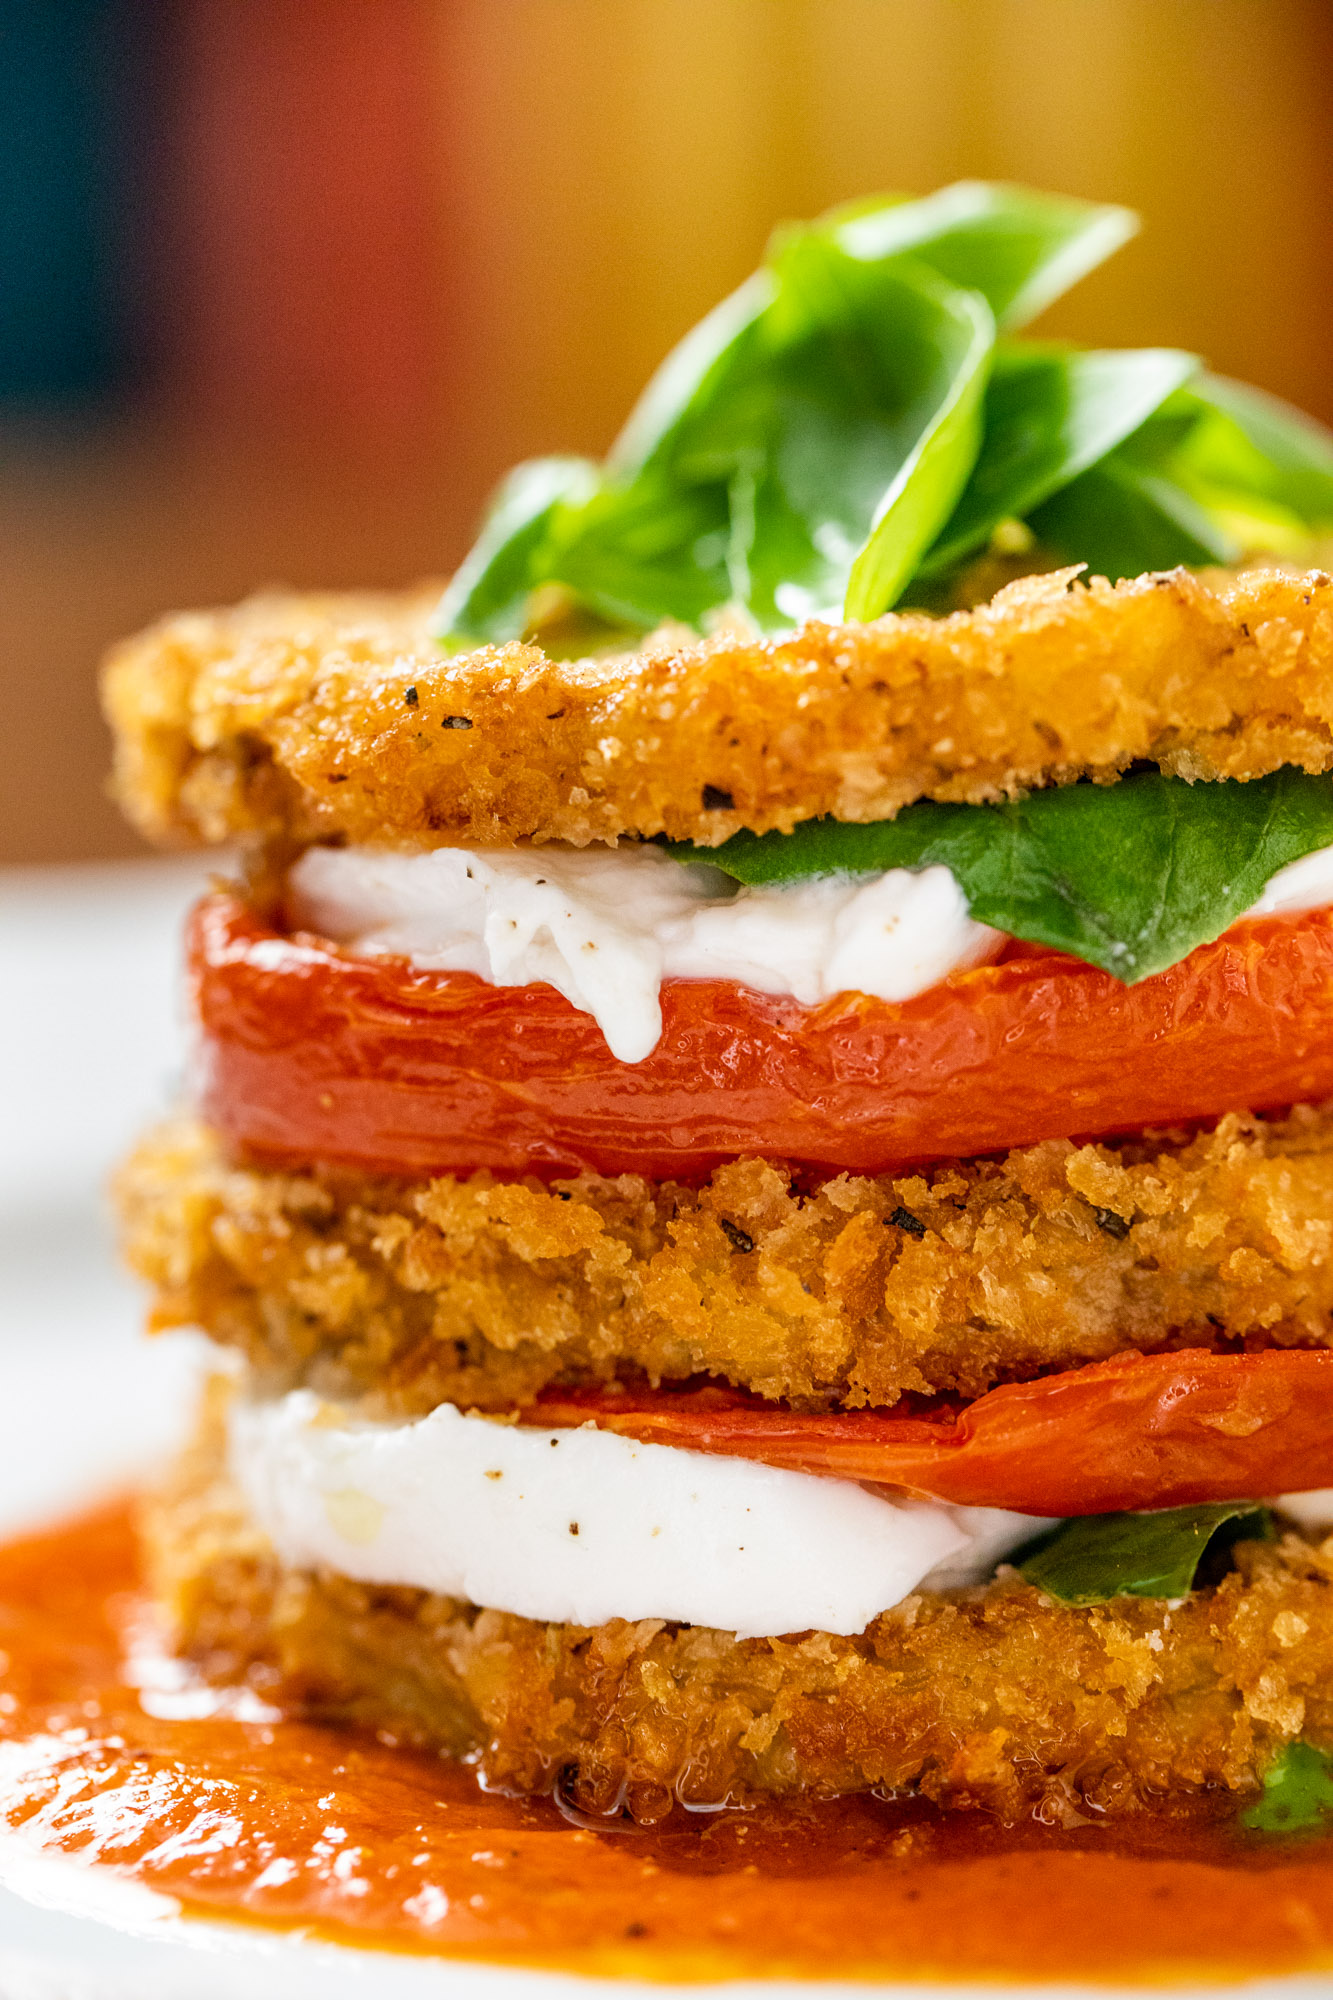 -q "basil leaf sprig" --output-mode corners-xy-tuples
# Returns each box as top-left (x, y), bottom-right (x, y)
(1017, 1503), (1272, 1607)
(914, 343), (1199, 581)
(1242, 1743), (1333, 1836)
(669, 767), (1333, 985)
(557, 235), (996, 633)
(436, 181), (1333, 648)
(1033, 375), (1333, 582)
